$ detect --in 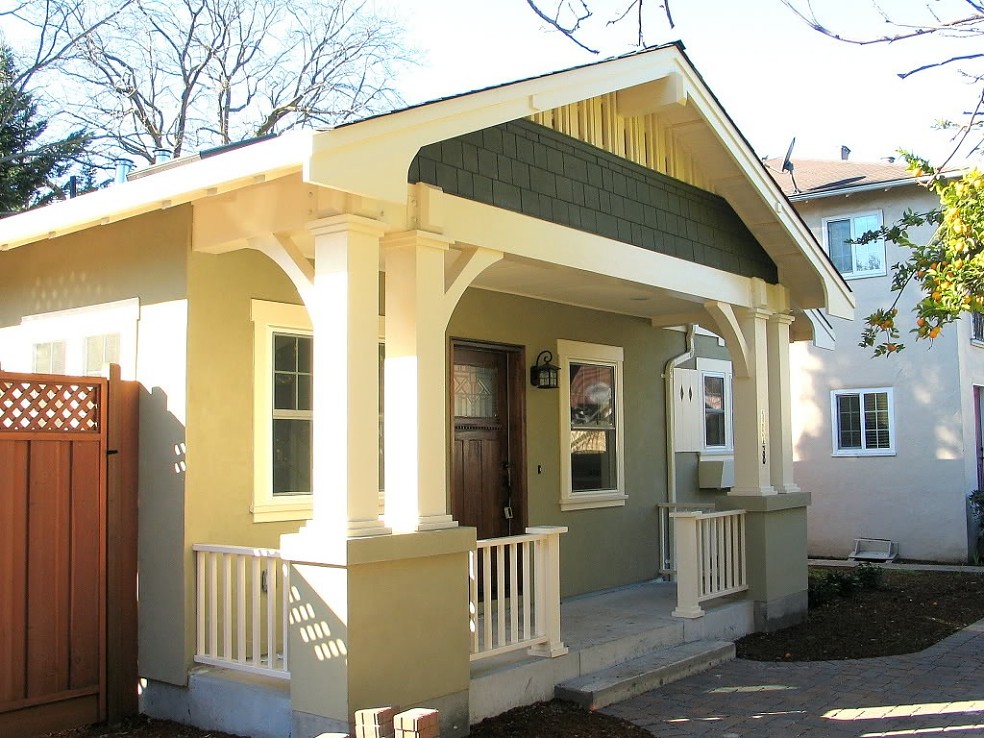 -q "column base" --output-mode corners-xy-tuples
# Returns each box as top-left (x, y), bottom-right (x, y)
(416, 514), (458, 531)
(528, 642), (569, 658)
(728, 485), (777, 496)
(778, 483), (801, 495)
